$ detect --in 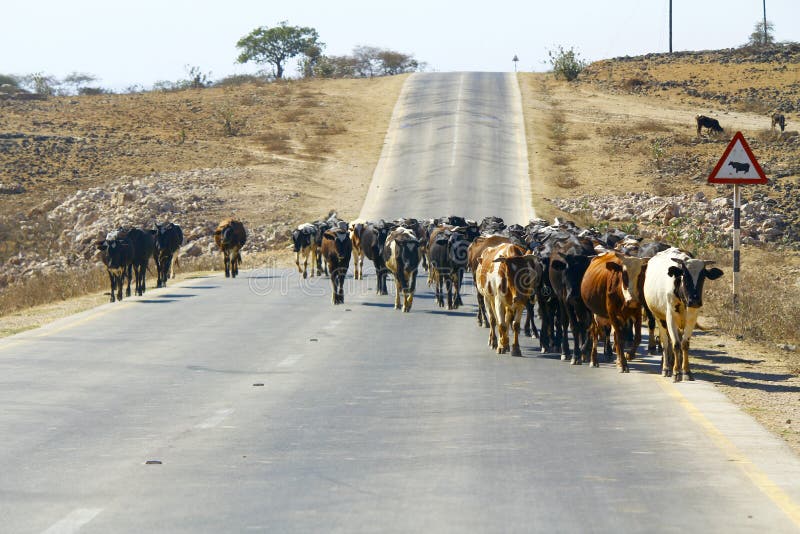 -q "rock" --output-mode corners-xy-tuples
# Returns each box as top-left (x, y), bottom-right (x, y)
(180, 242), (203, 257)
